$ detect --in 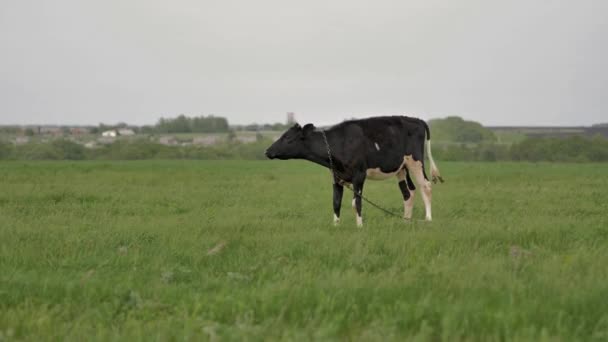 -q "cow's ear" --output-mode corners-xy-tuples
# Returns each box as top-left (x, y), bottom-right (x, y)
(293, 123), (301, 129)
(302, 124), (316, 138)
